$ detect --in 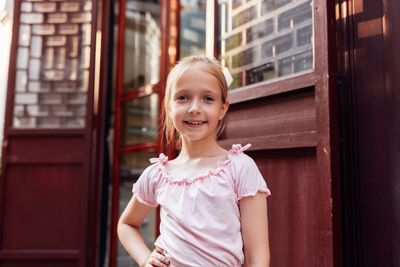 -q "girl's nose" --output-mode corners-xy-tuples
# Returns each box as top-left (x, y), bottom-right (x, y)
(188, 99), (201, 114)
